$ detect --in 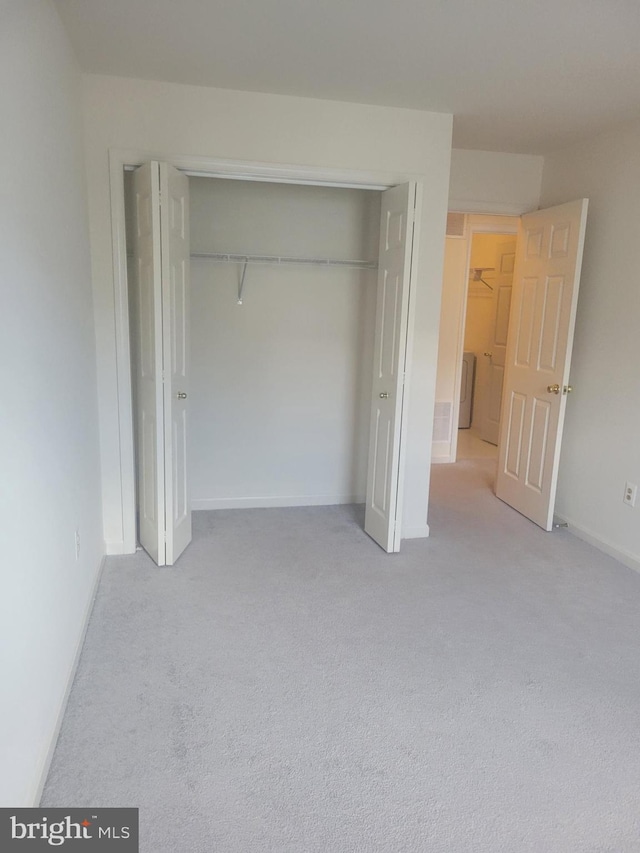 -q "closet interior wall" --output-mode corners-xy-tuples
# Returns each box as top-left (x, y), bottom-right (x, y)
(190, 177), (380, 509)
(125, 173), (382, 513)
